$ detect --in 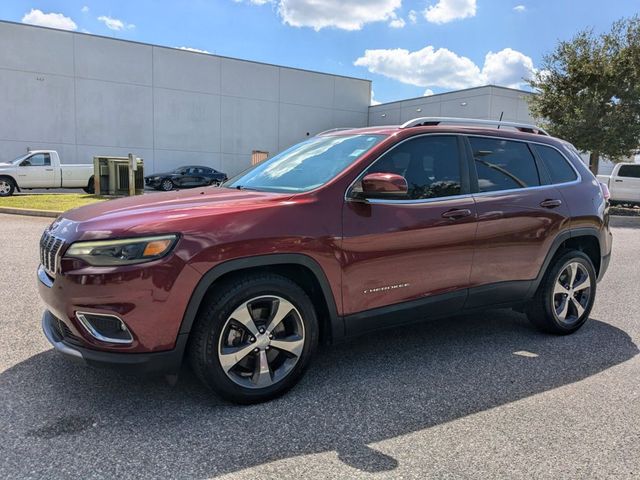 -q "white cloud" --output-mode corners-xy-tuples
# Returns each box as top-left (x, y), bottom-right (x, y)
(371, 90), (381, 106)
(178, 46), (211, 54)
(97, 15), (135, 31)
(81, 6), (89, 13)
(513, 5), (526, 12)
(424, 0), (476, 24)
(21, 9), (77, 30)
(237, 0), (402, 30)
(424, 89), (434, 96)
(355, 46), (535, 90)
(408, 10), (418, 23)
(389, 17), (405, 28)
